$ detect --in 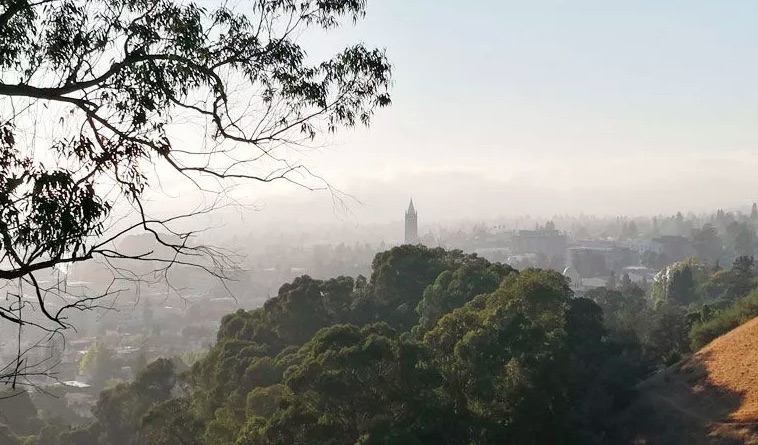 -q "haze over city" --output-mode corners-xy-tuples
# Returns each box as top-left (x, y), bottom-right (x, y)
(231, 0), (758, 223)
(5, 1), (758, 444)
